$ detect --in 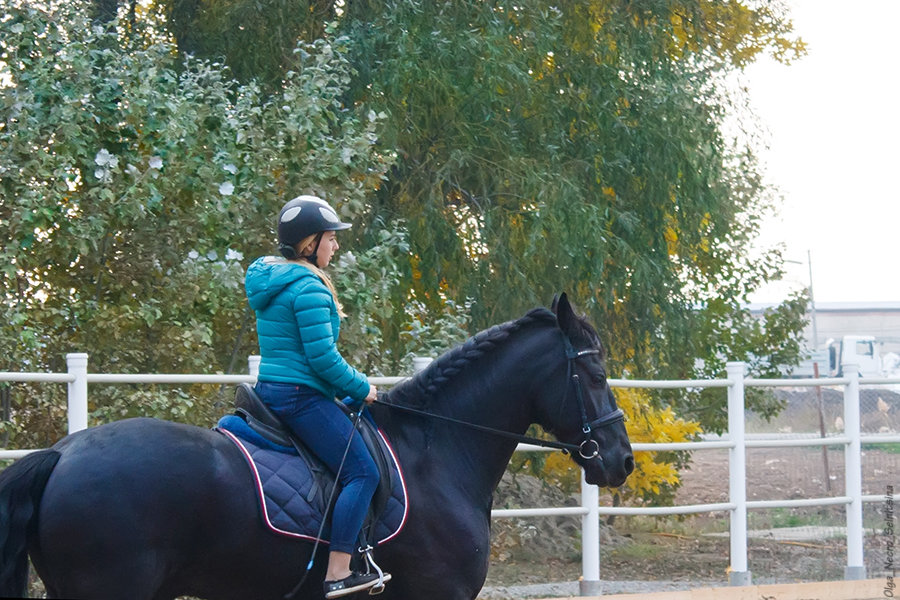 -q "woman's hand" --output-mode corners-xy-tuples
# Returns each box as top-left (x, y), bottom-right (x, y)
(364, 384), (378, 405)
